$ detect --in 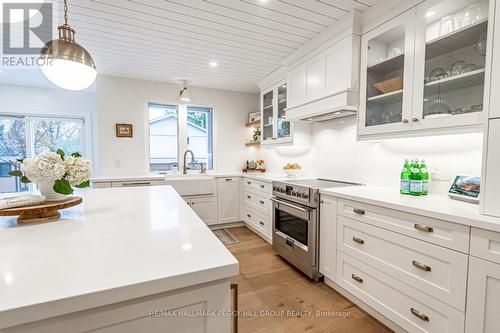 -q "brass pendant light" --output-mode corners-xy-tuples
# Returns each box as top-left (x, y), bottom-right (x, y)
(40, 0), (96, 91)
